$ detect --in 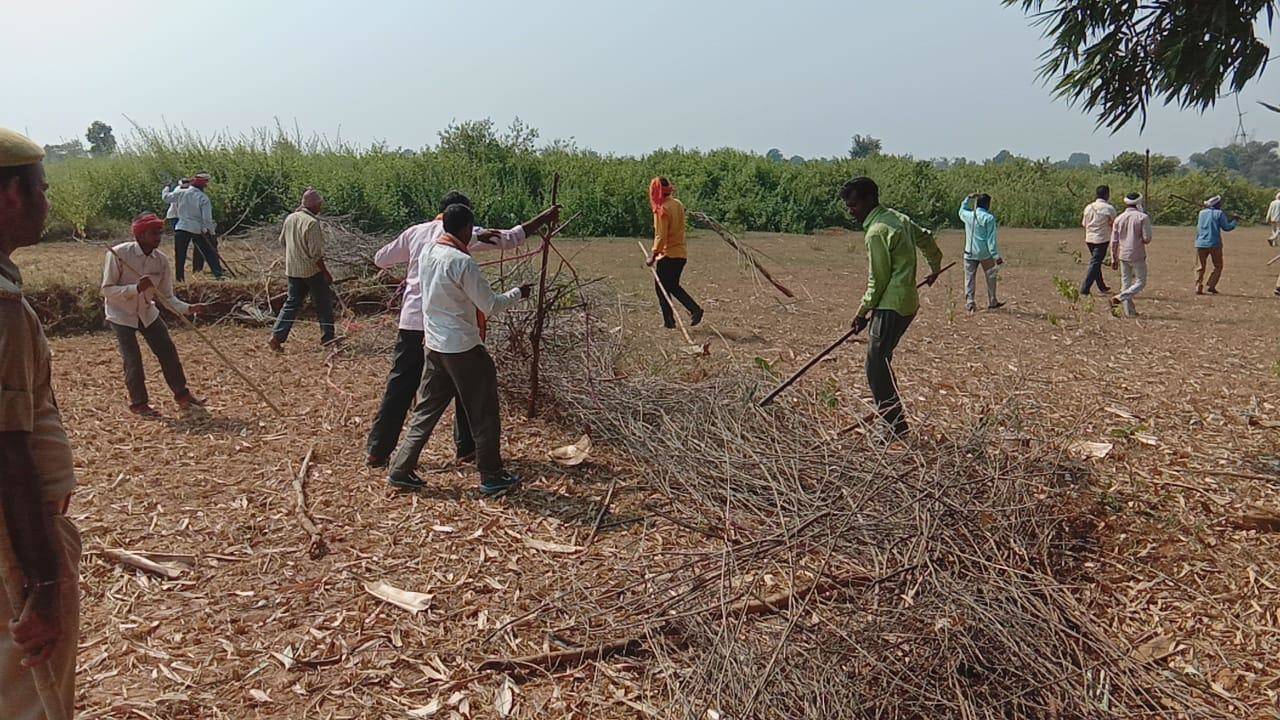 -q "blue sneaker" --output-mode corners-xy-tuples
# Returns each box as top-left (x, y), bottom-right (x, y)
(480, 472), (521, 496)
